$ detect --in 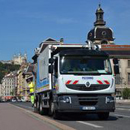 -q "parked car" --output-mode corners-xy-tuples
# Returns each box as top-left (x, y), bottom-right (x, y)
(17, 98), (22, 102)
(11, 98), (17, 102)
(21, 97), (28, 102)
